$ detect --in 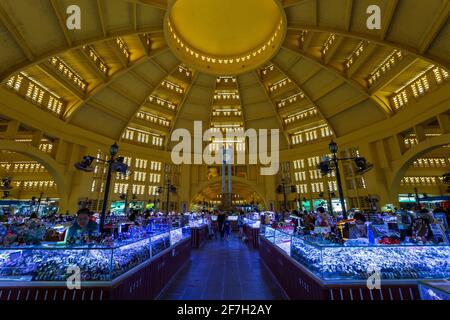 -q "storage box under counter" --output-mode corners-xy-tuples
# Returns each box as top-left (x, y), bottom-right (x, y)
(0, 227), (191, 300)
(260, 226), (450, 300)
